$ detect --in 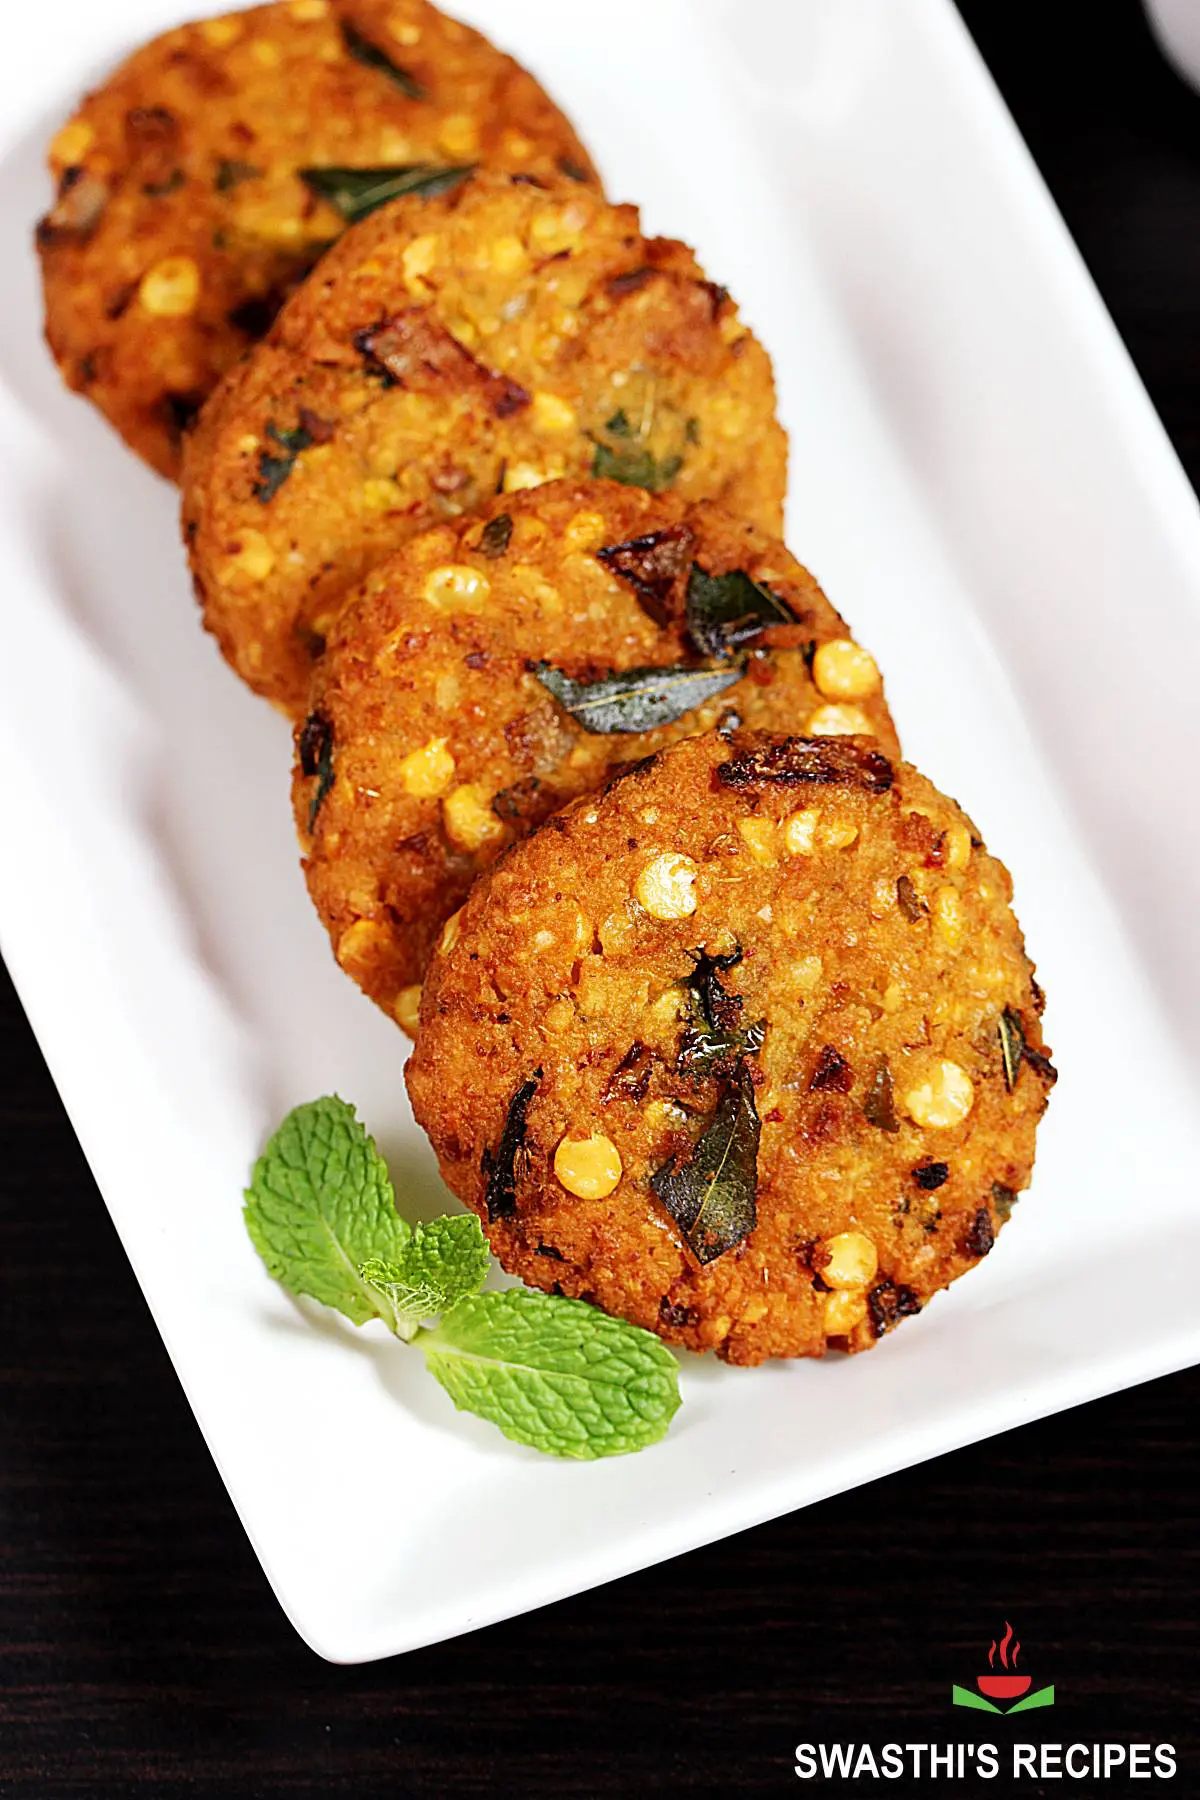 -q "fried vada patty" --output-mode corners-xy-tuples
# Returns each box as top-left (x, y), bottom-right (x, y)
(37, 0), (599, 479)
(406, 730), (1055, 1365)
(296, 480), (894, 1025)
(183, 170), (789, 711)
